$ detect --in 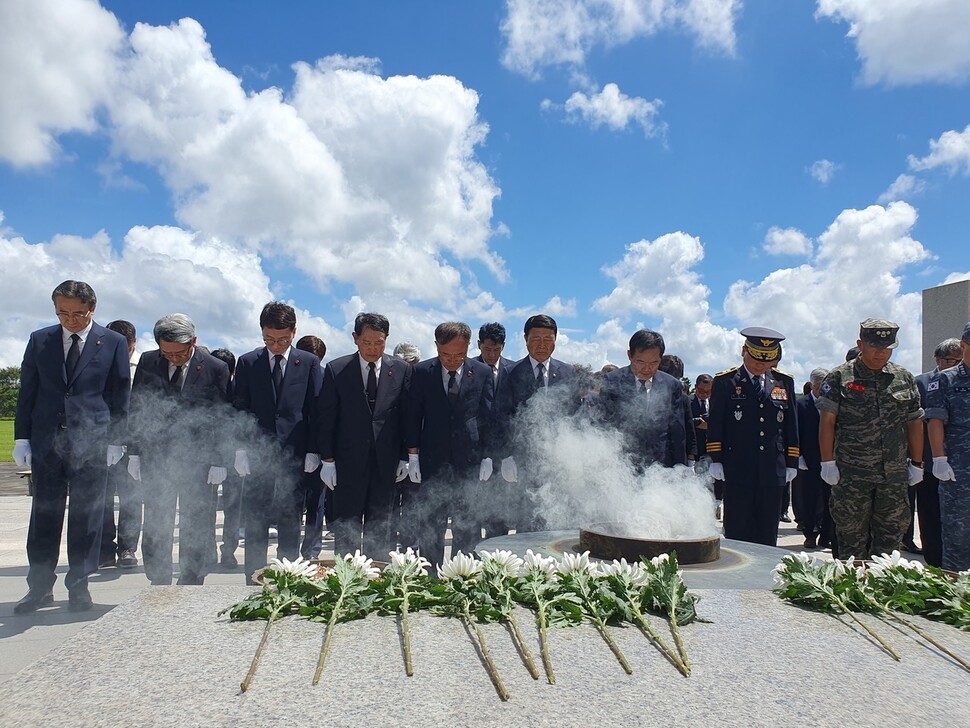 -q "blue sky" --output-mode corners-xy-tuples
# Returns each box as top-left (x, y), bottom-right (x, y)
(2, 0), (969, 382)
